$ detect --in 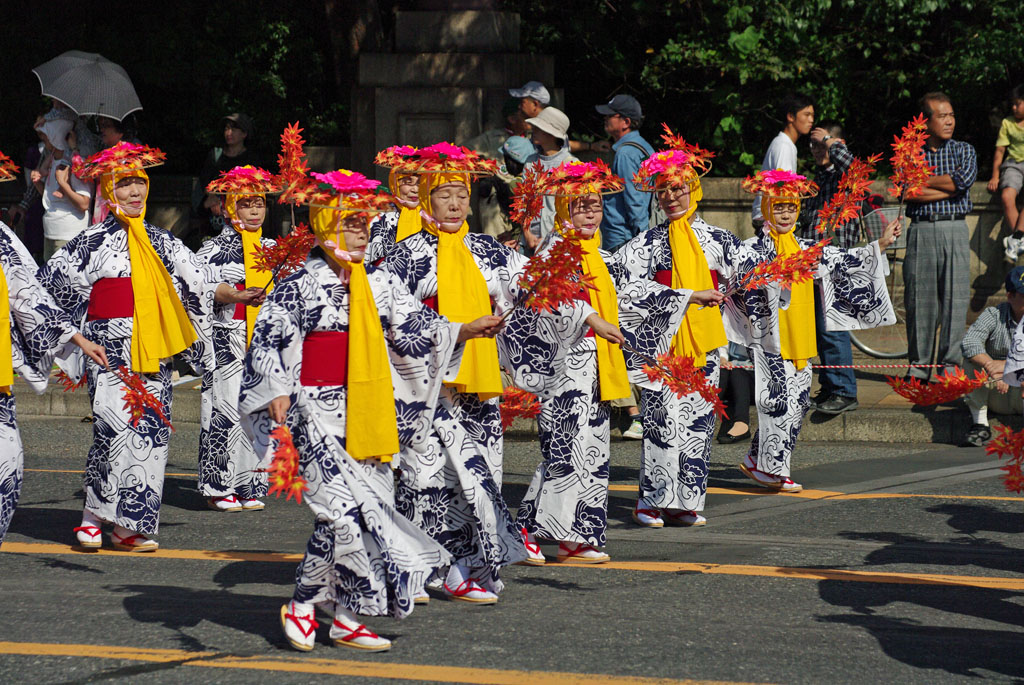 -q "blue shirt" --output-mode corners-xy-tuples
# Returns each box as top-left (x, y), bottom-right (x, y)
(905, 138), (977, 218)
(601, 130), (654, 251)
